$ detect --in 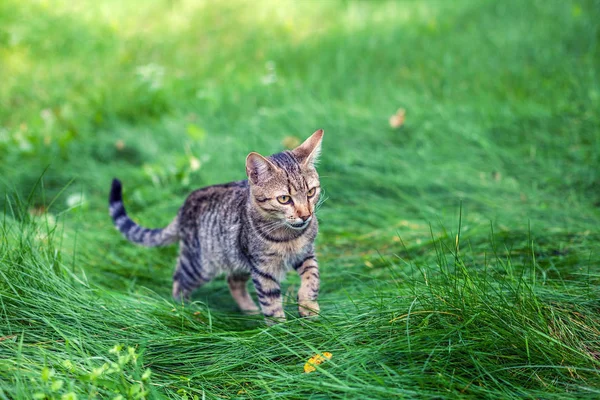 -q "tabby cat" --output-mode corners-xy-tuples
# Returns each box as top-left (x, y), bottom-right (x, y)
(109, 130), (324, 323)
